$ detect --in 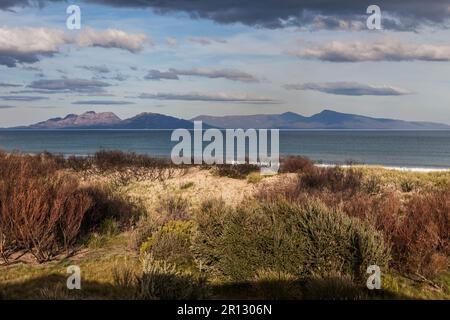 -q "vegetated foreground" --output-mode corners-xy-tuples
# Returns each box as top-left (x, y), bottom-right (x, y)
(0, 151), (449, 300)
